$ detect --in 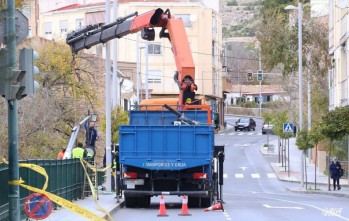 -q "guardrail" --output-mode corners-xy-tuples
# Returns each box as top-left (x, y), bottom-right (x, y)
(0, 158), (98, 221)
